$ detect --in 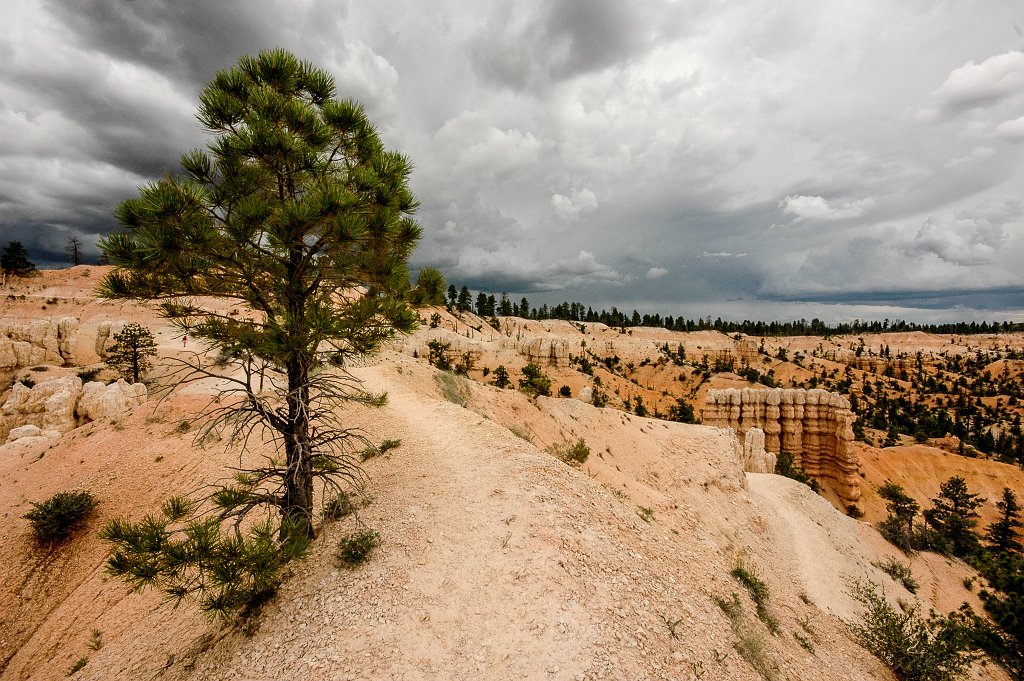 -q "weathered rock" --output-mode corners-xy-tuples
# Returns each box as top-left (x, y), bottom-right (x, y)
(94, 320), (127, 357)
(0, 317), (78, 367)
(516, 338), (569, 368)
(1, 374), (148, 439)
(1, 375), (82, 433)
(704, 387), (860, 504)
(78, 380), (148, 422)
(577, 386), (593, 404)
(741, 428), (777, 474)
(7, 424), (42, 442)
